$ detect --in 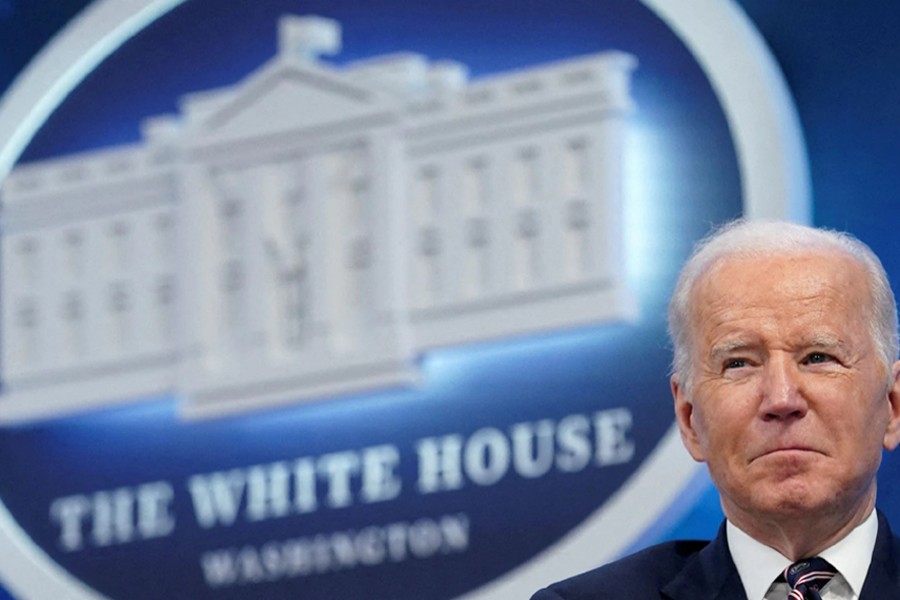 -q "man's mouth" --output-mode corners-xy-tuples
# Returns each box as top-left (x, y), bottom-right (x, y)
(753, 446), (822, 461)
